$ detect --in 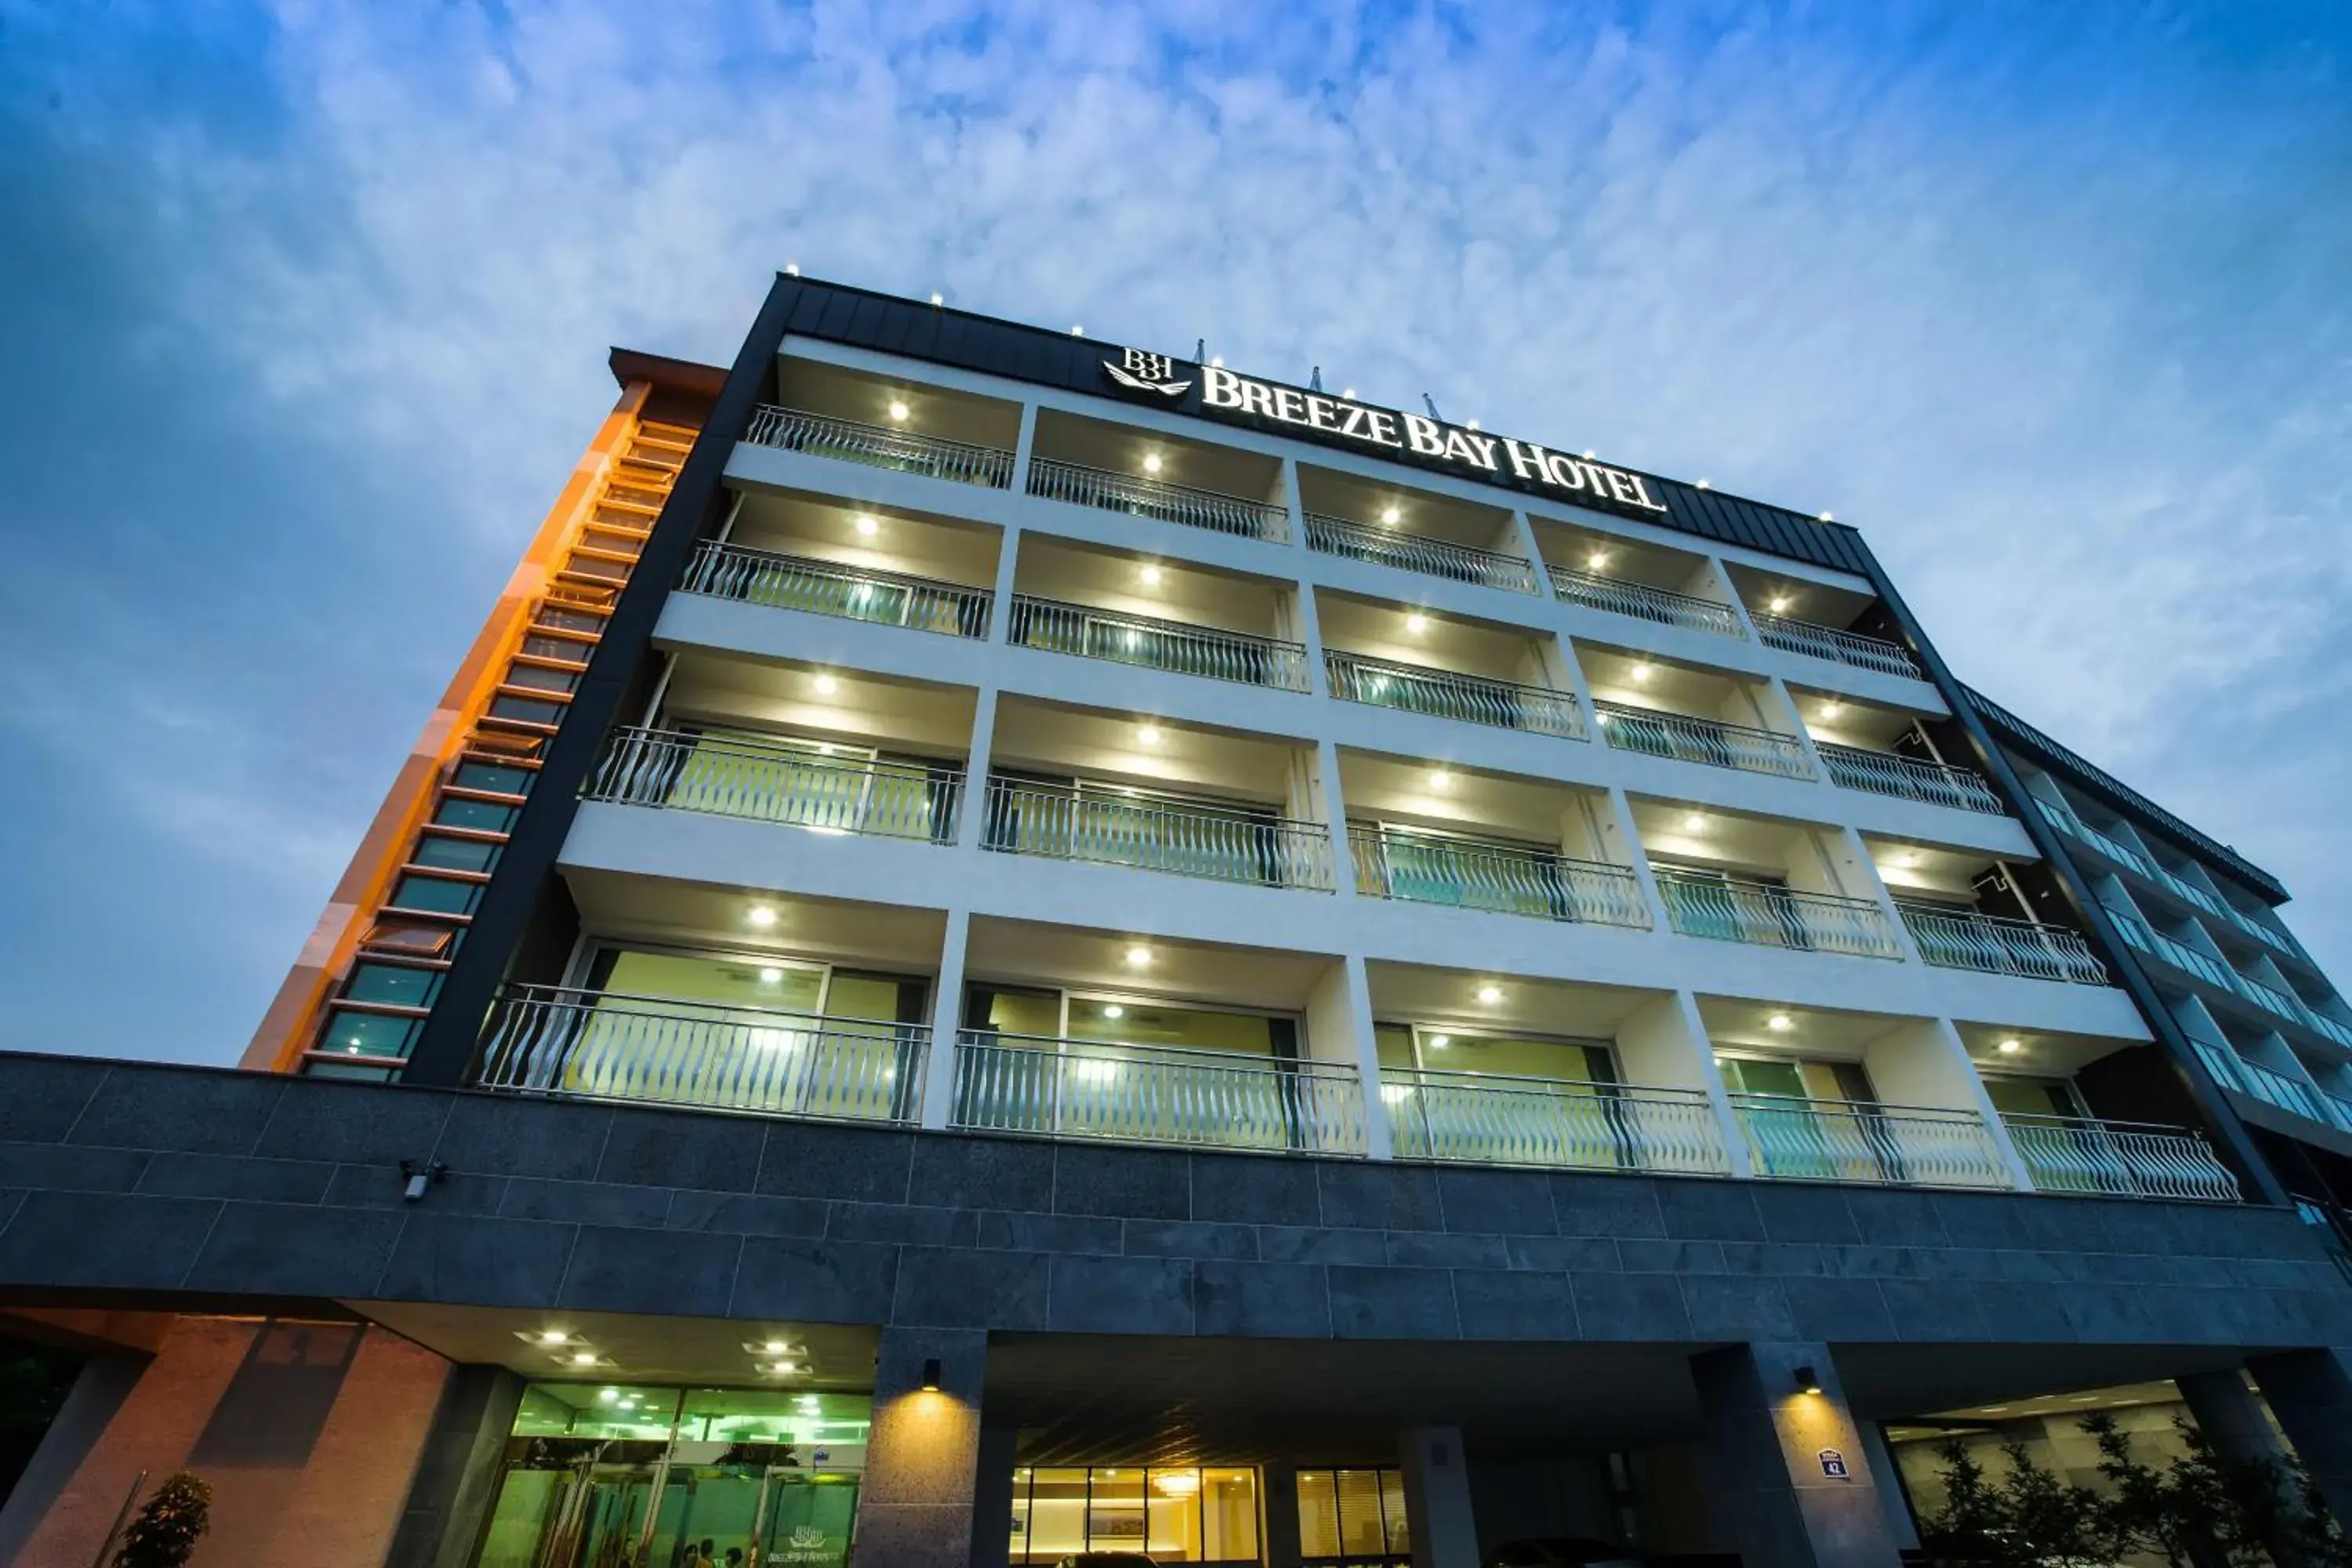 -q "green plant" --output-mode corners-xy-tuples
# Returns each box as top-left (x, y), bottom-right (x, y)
(112, 1471), (212, 1568)
(1917, 1434), (2113, 1566)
